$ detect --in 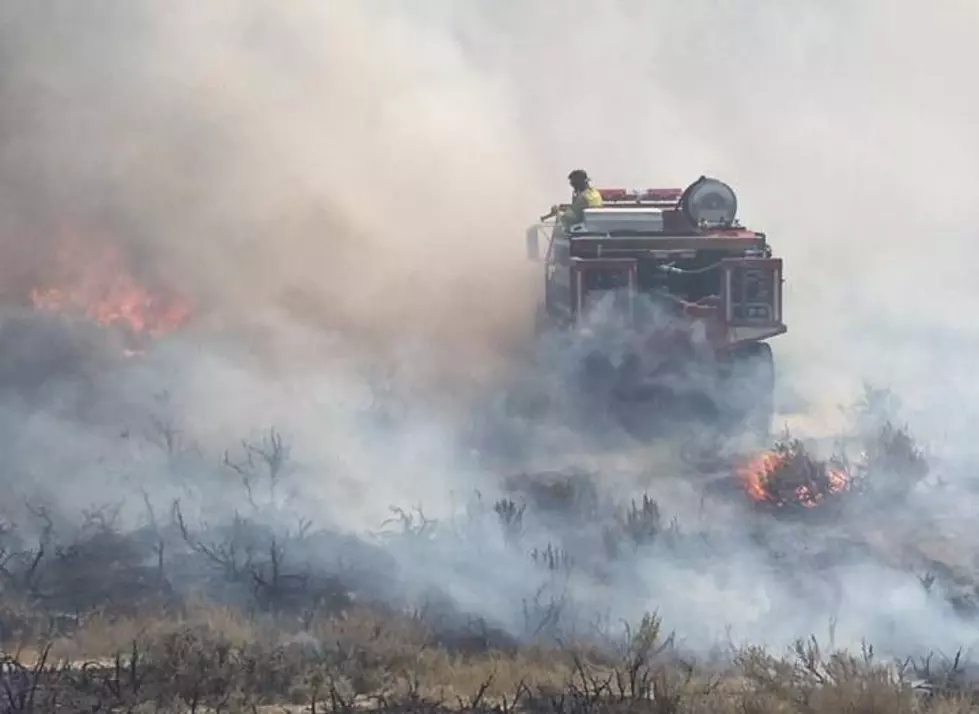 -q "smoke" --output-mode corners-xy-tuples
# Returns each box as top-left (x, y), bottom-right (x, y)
(0, 0), (546, 394)
(1, 0), (979, 662)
